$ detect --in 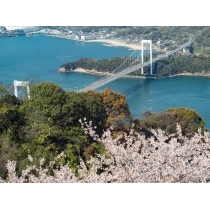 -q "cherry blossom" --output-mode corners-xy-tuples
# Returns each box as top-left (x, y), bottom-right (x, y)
(1, 120), (210, 183)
